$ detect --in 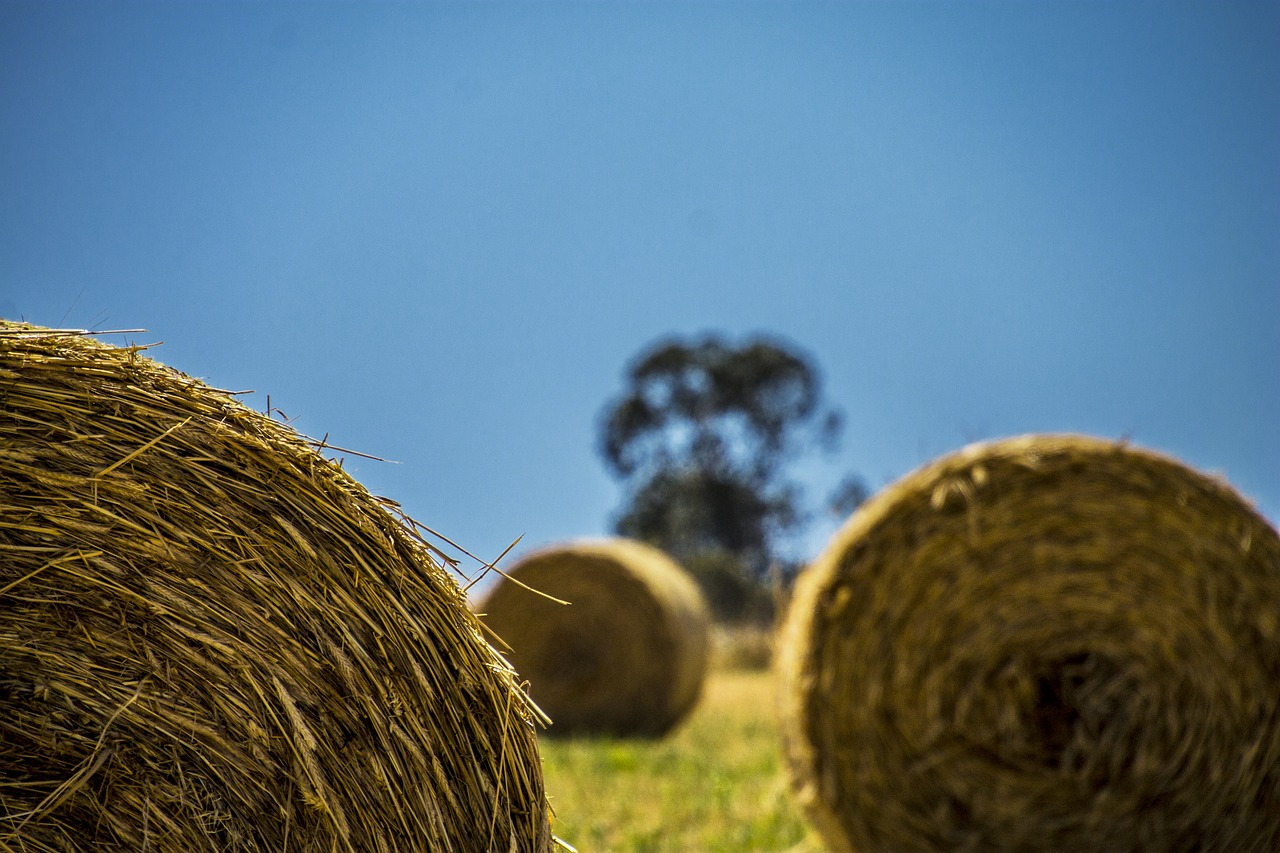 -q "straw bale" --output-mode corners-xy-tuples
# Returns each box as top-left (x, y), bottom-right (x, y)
(0, 322), (553, 851)
(778, 434), (1280, 853)
(479, 538), (710, 737)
